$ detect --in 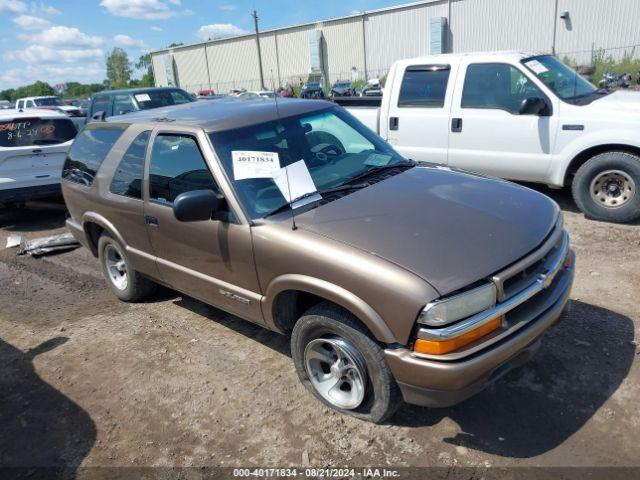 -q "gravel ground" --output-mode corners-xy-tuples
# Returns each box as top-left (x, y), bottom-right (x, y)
(0, 189), (638, 475)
